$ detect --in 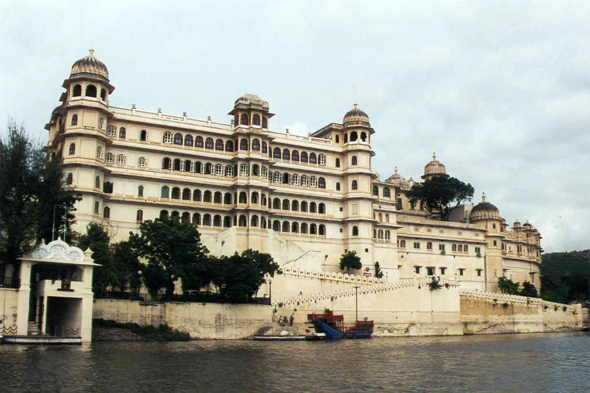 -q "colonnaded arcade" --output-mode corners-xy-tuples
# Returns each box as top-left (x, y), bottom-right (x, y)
(44, 50), (543, 293)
